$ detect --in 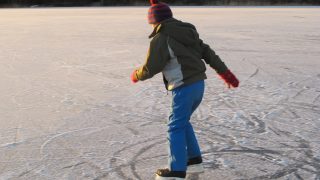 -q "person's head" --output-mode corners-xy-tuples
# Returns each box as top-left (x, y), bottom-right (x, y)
(148, 0), (173, 25)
